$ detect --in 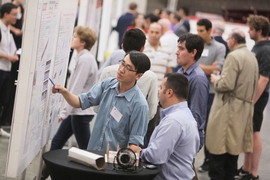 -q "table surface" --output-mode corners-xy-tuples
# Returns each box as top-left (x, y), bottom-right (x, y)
(43, 149), (159, 180)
